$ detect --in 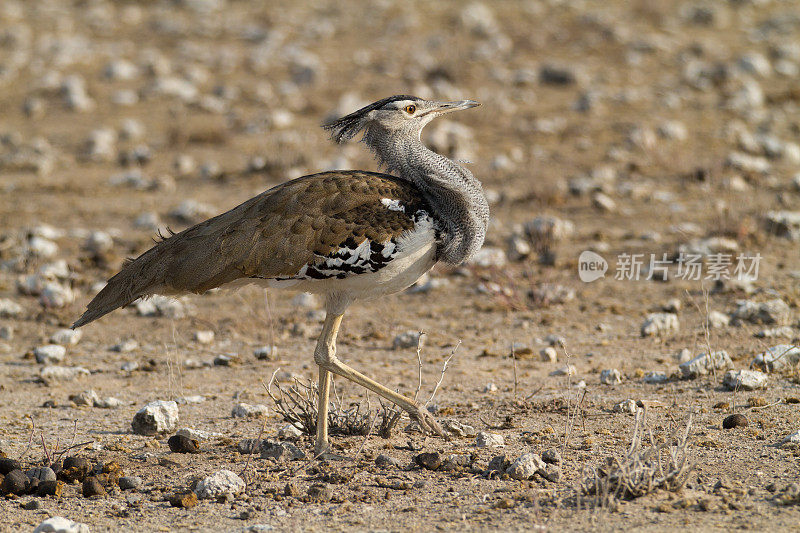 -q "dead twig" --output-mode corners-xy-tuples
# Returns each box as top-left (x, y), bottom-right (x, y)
(425, 341), (460, 407)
